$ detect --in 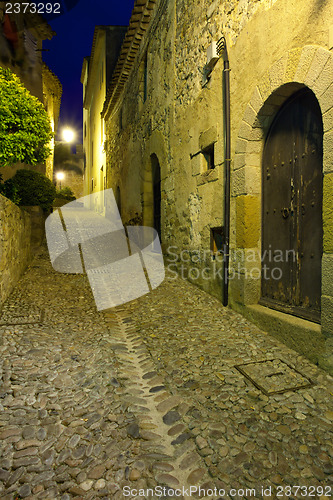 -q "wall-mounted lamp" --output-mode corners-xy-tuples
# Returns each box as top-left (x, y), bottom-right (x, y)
(203, 36), (226, 85)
